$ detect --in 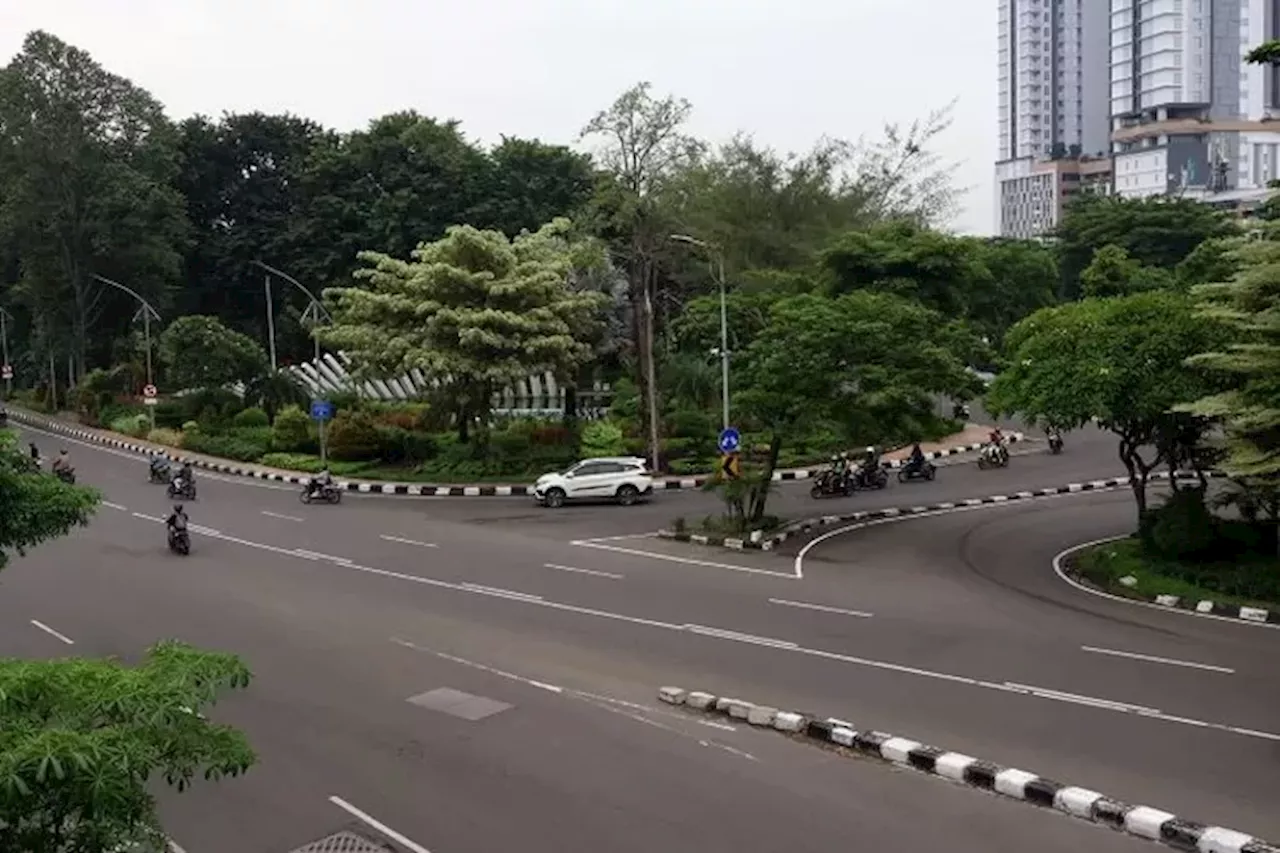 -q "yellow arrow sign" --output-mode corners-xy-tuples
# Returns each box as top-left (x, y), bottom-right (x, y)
(720, 453), (741, 479)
